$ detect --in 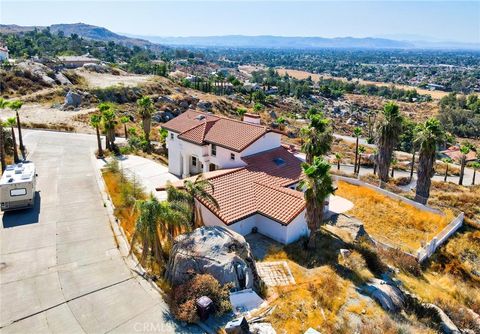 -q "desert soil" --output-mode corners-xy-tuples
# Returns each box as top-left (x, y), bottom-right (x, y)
(75, 69), (155, 89)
